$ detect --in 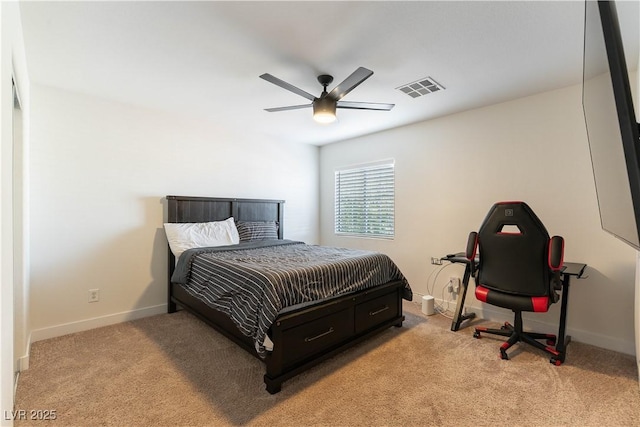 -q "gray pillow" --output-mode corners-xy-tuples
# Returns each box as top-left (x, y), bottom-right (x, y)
(236, 221), (278, 242)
